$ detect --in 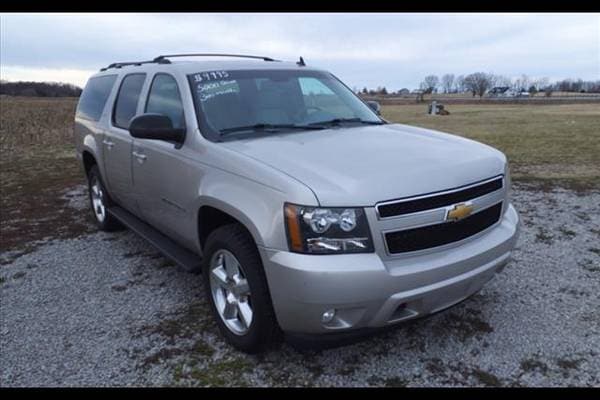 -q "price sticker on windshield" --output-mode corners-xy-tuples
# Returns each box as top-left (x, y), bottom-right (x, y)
(194, 71), (229, 82)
